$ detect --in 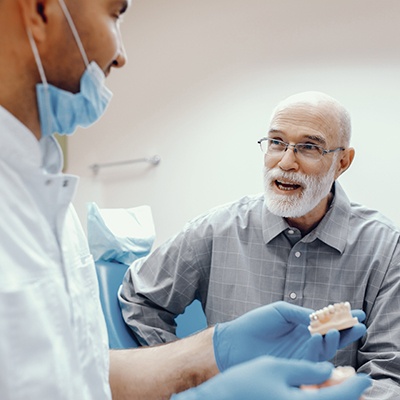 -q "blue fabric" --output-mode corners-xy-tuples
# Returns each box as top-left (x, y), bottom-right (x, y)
(95, 259), (206, 348)
(95, 260), (140, 349)
(37, 62), (112, 137)
(87, 202), (155, 265)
